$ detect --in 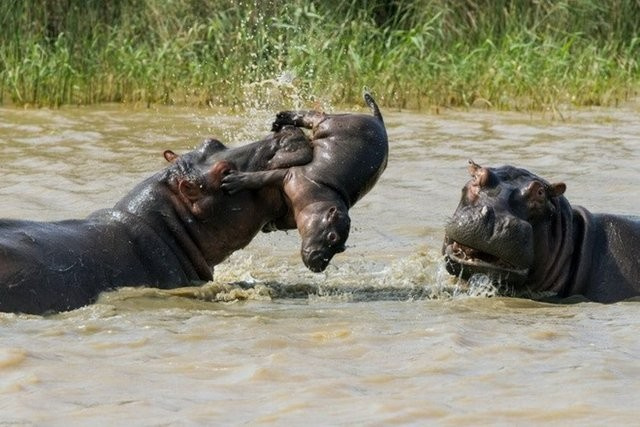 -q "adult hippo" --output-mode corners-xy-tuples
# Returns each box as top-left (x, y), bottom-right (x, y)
(0, 126), (312, 314)
(222, 92), (389, 272)
(443, 161), (640, 303)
